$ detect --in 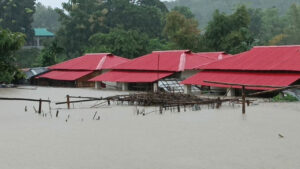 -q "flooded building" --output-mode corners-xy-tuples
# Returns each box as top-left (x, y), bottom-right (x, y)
(89, 50), (231, 92)
(36, 53), (129, 87)
(182, 45), (300, 96)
